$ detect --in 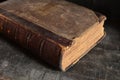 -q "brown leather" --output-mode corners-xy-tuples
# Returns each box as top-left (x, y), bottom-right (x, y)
(0, 11), (61, 67)
(0, 0), (99, 41)
(0, 8), (72, 46)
